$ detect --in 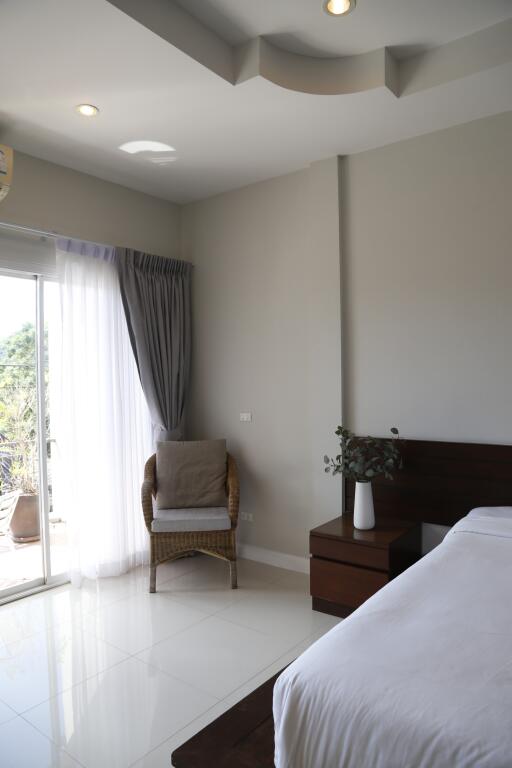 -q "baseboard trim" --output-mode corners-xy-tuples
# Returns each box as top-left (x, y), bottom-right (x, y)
(238, 543), (309, 574)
